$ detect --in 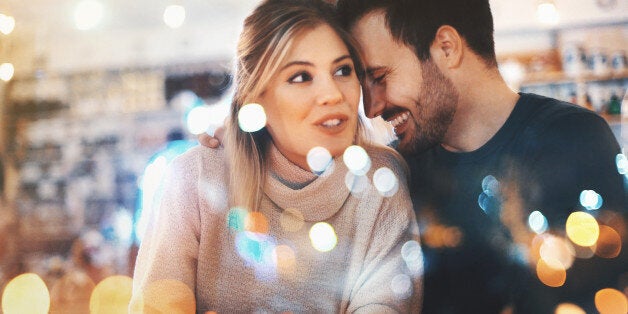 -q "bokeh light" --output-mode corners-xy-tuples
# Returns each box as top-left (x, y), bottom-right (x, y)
(235, 231), (275, 265)
(227, 207), (248, 232)
(579, 190), (603, 210)
(566, 211), (600, 247)
(163, 5), (186, 29)
(1, 273), (50, 314)
(186, 105), (212, 135)
(528, 210), (549, 234)
(536, 2), (560, 25)
(572, 243), (596, 259)
(74, 0), (105, 30)
(554, 303), (586, 314)
(422, 224), (463, 249)
(0, 63), (15, 82)
(279, 208), (305, 232)
(536, 258), (566, 287)
(309, 222), (337, 252)
(401, 240), (423, 275)
(131, 279), (195, 313)
(616, 153), (628, 175)
(238, 103), (266, 132)
(539, 234), (575, 269)
(113, 209), (133, 246)
(343, 145), (371, 176)
(245, 211), (269, 234)
(89, 275), (133, 314)
(390, 274), (412, 299)
(373, 167), (399, 197)
(273, 245), (297, 276)
(171, 90), (202, 111)
(595, 225), (622, 259)
(307, 147), (332, 174)
(0, 14), (15, 35)
(595, 288), (628, 314)
(344, 171), (369, 194)
(597, 210), (628, 239)
(481, 175), (500, 197)
(478, 175), (501, 216)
